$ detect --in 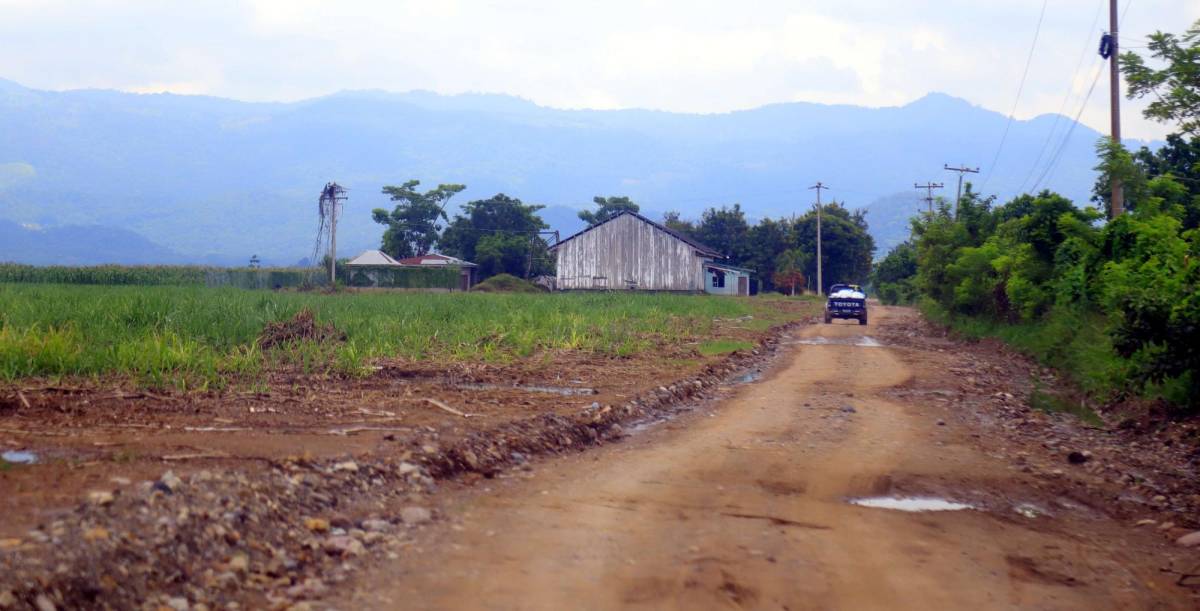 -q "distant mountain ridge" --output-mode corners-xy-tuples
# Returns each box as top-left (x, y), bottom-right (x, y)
(0, 78), (1147, 265)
